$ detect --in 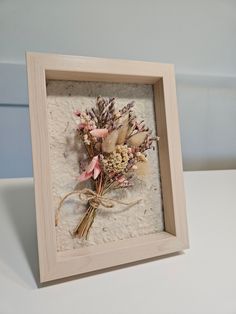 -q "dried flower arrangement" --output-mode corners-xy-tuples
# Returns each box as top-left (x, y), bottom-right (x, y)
(56, 96), (159, 239)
